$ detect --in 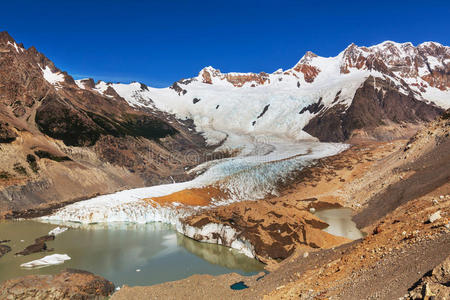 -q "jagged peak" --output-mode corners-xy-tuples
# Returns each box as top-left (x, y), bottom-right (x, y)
(298, 51), (318, 64)
(75, 78), (96, 89)
(198, 66), (223, 84)
(339, 42), (364, 57)
(344, 42), (358, 50)
(199, 66), (221, 75)
(0, 31), (15, 44)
